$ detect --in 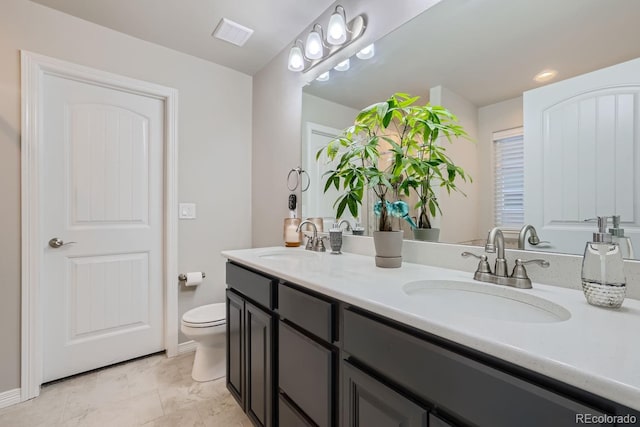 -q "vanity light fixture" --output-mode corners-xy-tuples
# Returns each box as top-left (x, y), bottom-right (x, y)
(356, 43), (375, 60)
(334, 58), (350, 71)
(534, 69), (558, 82)
(286, 5), (366, 73)
(287, 40), (305, 72)
(327, 6), (348, 45)
(316, 71), (330, 82)
(305, 24), (325, 60)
